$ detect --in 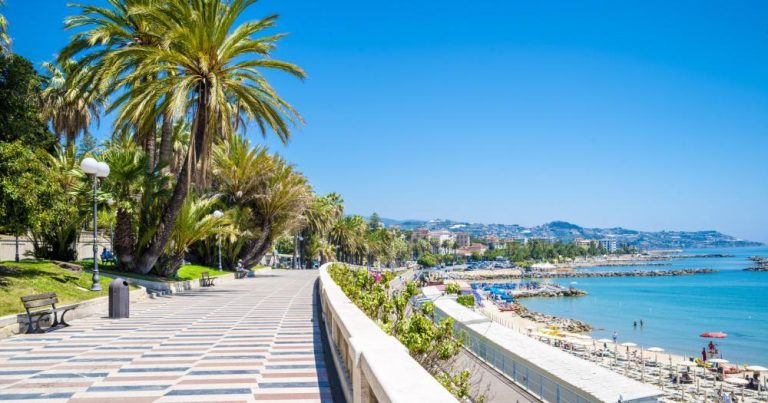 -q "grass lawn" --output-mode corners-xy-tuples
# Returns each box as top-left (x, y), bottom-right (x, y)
(78, 261), (233, 282)
(0, 260), (124, 317)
